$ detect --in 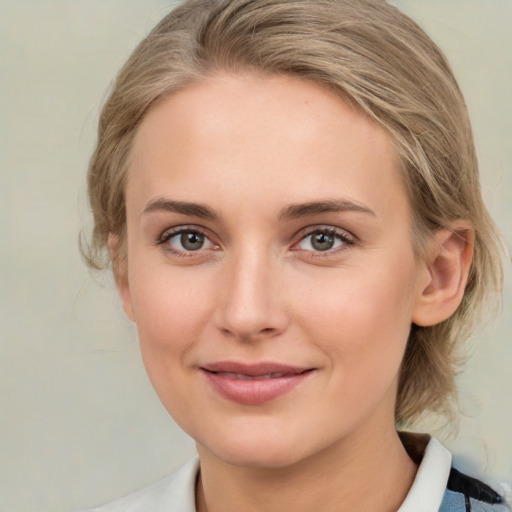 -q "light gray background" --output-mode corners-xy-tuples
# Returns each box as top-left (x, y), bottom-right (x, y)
(0, 1), (511, 511)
